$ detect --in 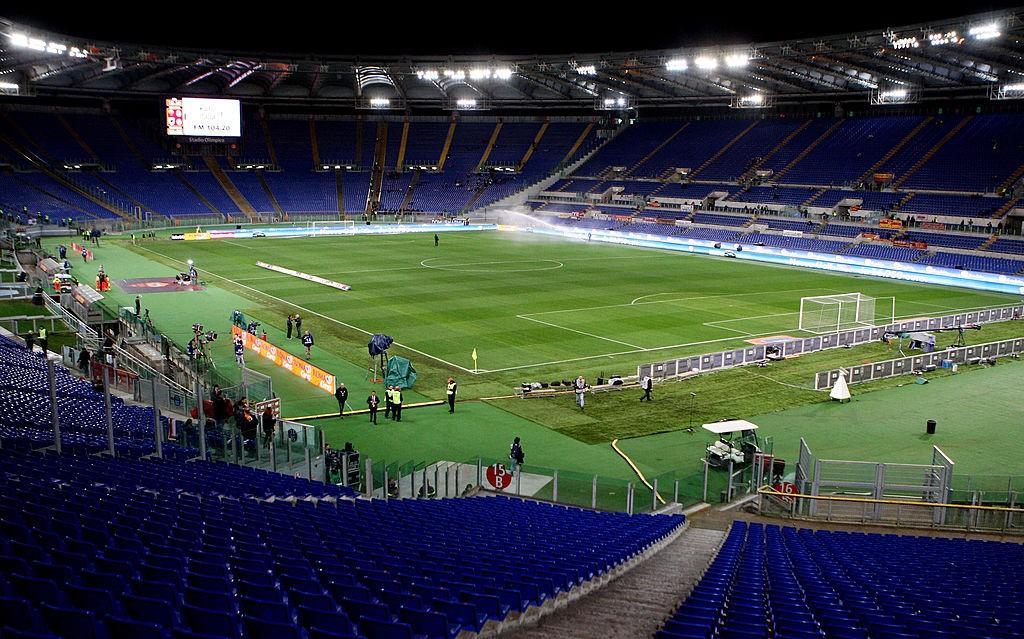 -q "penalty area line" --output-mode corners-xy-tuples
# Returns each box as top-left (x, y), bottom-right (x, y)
(515, 314), (644, 349)
(131, 245), (480, 375)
